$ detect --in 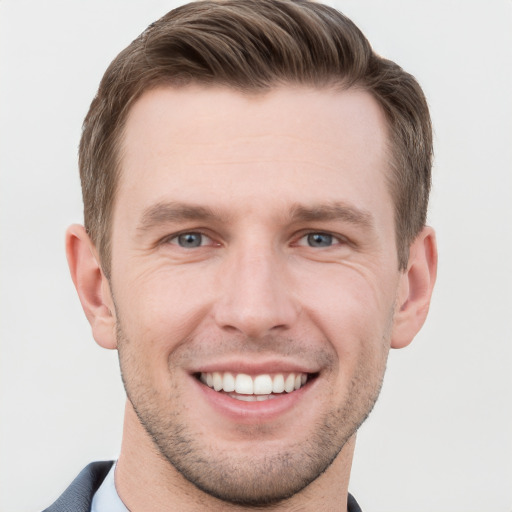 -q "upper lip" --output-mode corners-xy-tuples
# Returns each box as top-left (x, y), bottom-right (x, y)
(190, 357), (320, 376)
